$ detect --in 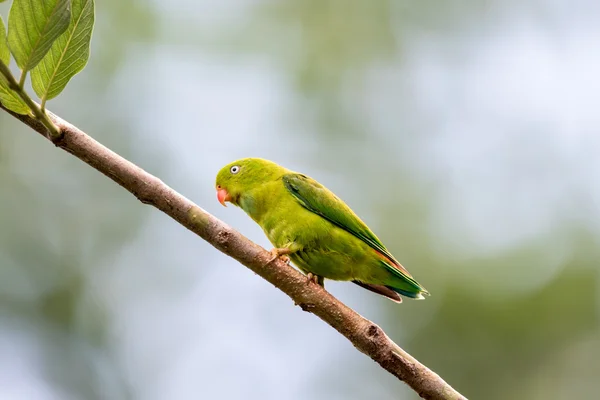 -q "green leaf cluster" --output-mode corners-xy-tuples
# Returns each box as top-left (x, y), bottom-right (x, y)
(0, 0), (94, 116)
(0, 14), (28, 113)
